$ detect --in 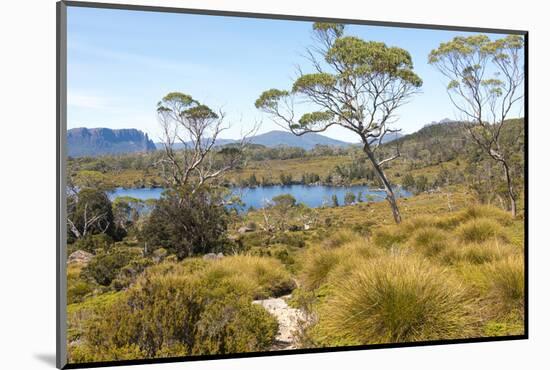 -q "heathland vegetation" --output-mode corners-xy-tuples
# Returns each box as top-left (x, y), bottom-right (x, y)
(66, 23), (525, 363)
